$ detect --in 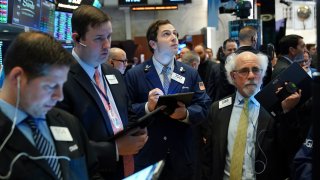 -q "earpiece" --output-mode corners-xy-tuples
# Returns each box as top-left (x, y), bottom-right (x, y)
(75, 34), (87, 47)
